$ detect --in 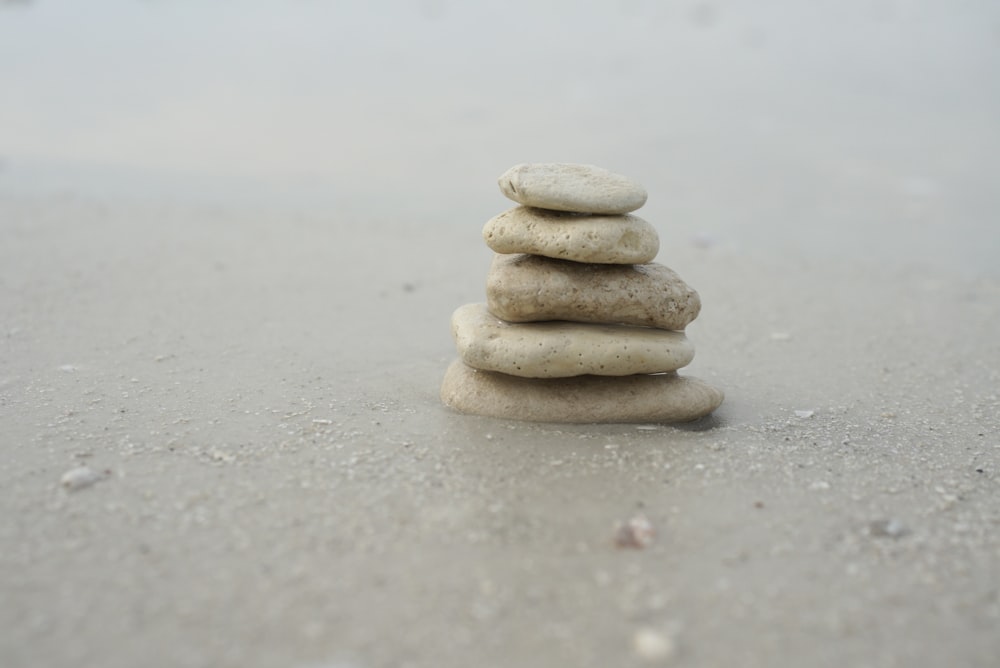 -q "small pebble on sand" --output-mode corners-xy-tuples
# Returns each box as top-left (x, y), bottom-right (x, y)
(869, 518), (909, 538)
(633, 627), (677, 663)
(60, 466), (107, 491)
